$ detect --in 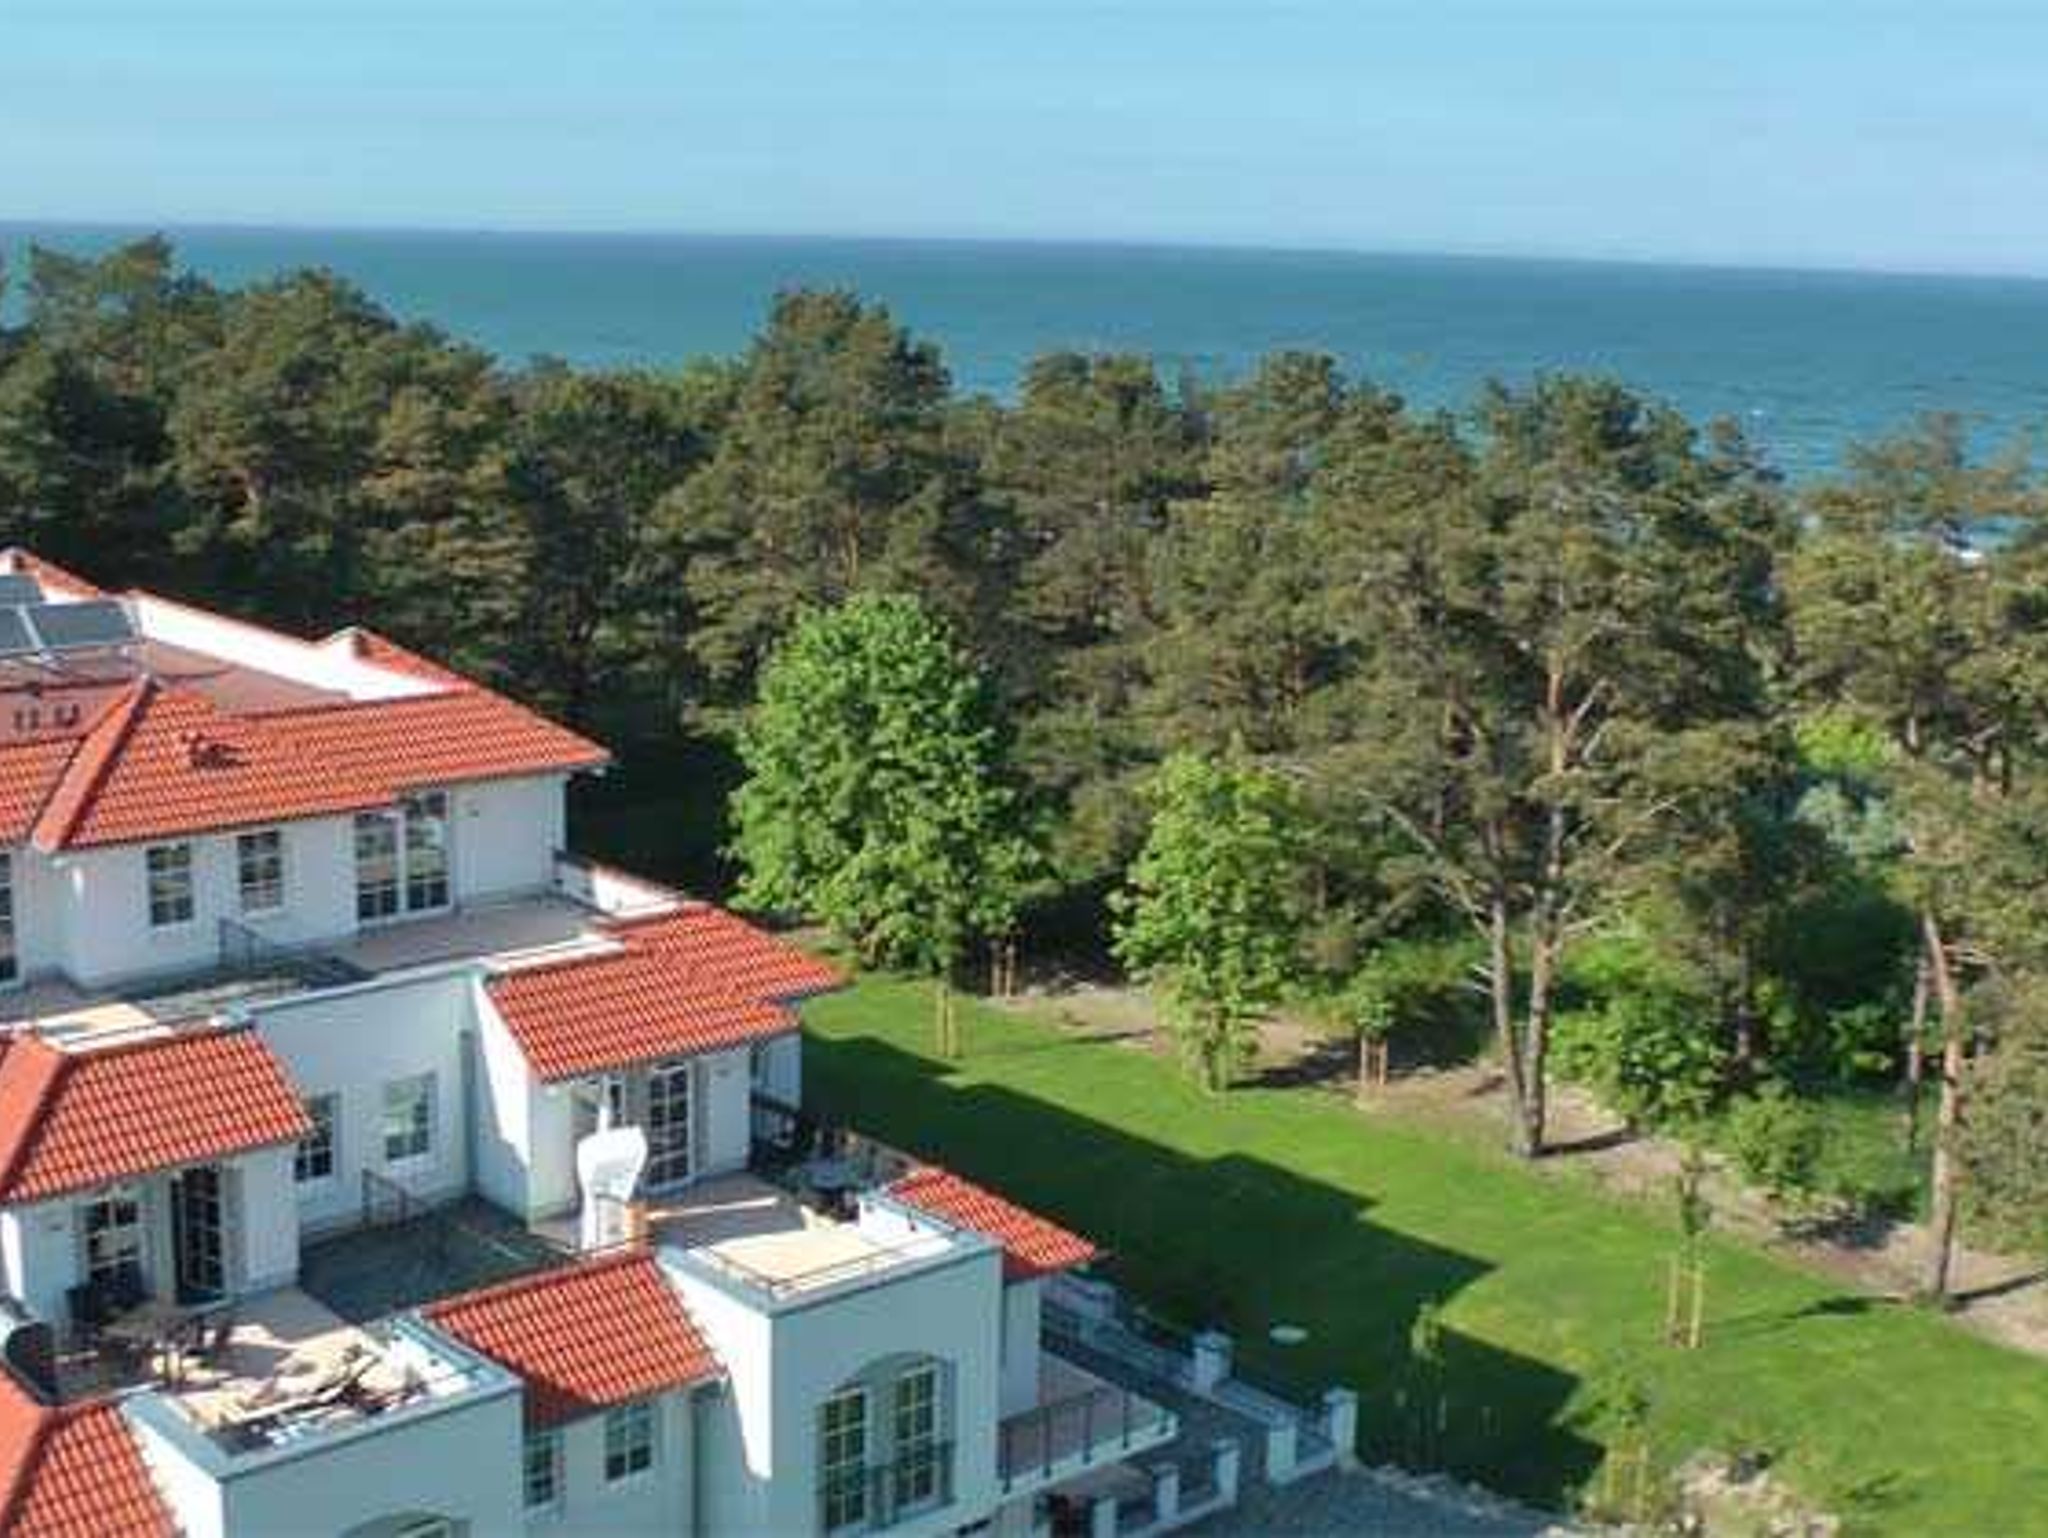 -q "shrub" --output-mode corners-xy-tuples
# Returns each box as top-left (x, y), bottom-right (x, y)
(1721, 1084), (1825, 1204)
(1552, 989), (1728, 1129)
